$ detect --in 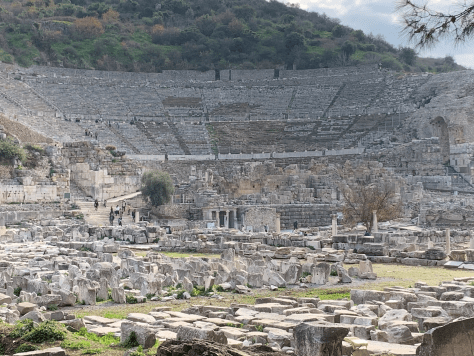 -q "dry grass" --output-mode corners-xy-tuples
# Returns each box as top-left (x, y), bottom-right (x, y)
(0, 114), (52, 144)
(370, 263), (474, 288)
